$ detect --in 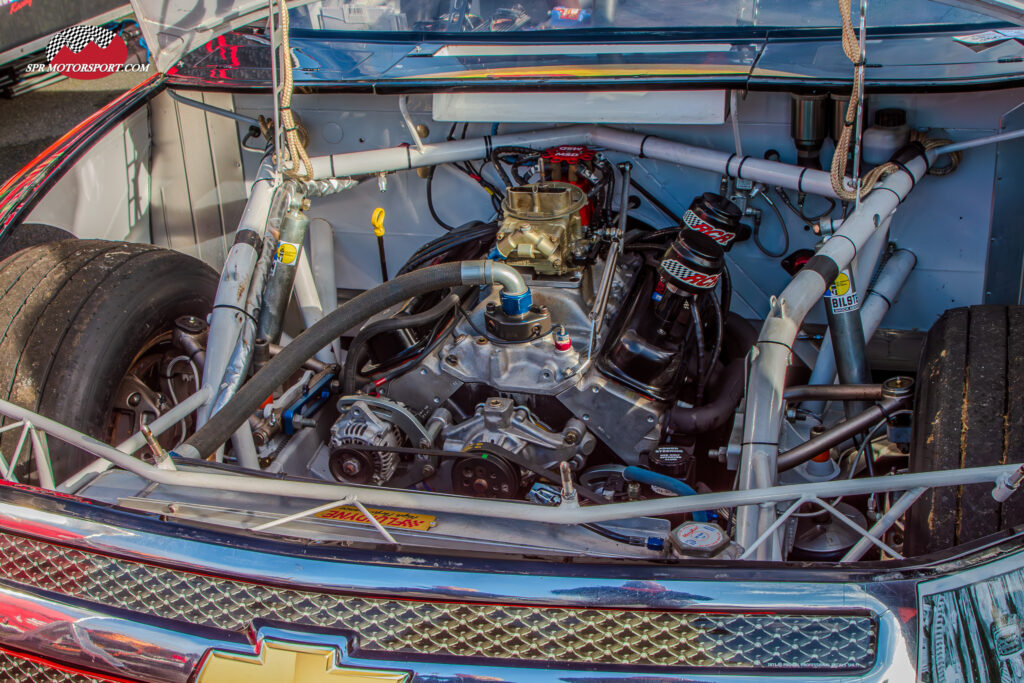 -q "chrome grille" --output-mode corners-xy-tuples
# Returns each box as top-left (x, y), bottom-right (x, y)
(0, 650), (103, 682)
(0, 532), (877, 671)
